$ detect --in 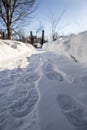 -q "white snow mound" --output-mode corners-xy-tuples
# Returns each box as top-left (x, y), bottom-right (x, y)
(44, 31), (87, 63)
(0, 40), (36, 70)
(70, 31), (87, 63)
